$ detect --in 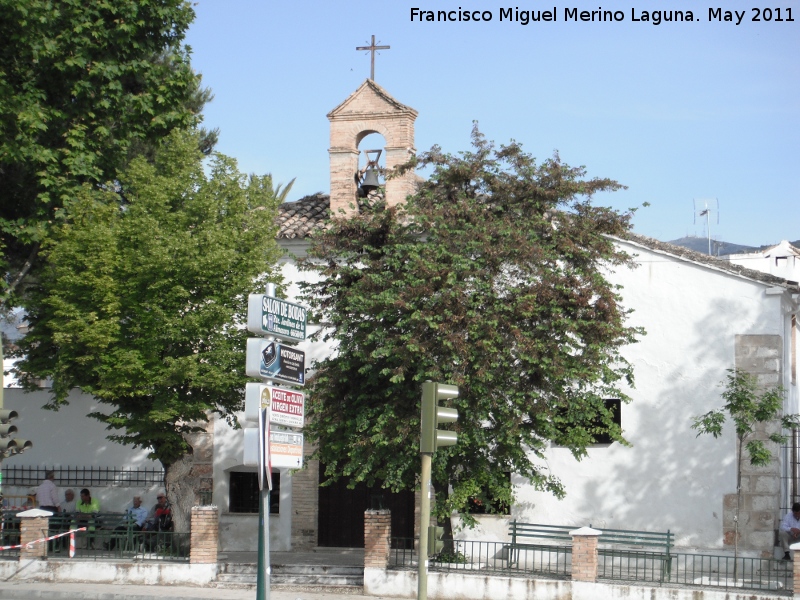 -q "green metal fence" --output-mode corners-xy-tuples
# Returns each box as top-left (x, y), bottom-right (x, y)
(668, 553), (792, 593)
(49, 528), (190, 562)
(389, 537), (794, 595)
(0, 513), (20, 559)
(390, 537), (571, 579)
(597, 548), (672, 583)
